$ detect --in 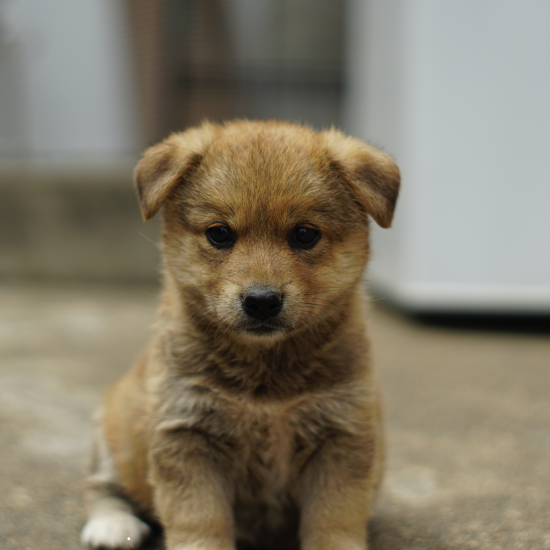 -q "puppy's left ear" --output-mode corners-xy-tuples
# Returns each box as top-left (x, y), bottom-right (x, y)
(323, 129), (400, 228)
(134, 123), (216, 221)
